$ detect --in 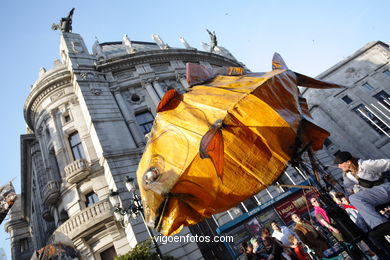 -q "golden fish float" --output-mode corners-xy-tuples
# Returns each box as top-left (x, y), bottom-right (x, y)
(136, 53), (345, 235)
